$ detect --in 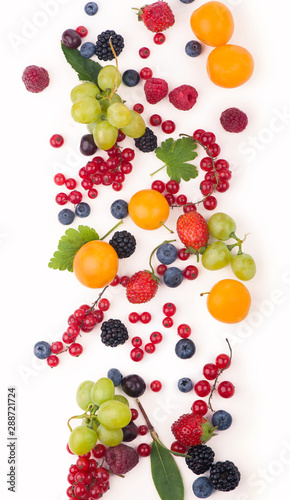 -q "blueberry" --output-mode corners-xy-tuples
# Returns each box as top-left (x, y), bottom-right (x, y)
(185, 40), (202, 57)
(58, 208), (75, 225)
(175, 338), (196, 359)
(84, 2), (98, 15)
(212, 410), (232, 430)
(110, 199), (128, 219)
(180, 0), (195, 3)
(163, 267), (183, 288)
(192, 477), (214, 498)
(107, 368), (123, 387)
(75, 202), (91, 218)
(80, 42), (96, 58)
(156, 243), (178, 265)
(122, 69), (140, 87)
(34, 341), (51, 360)
(178, 377), (193, 392)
